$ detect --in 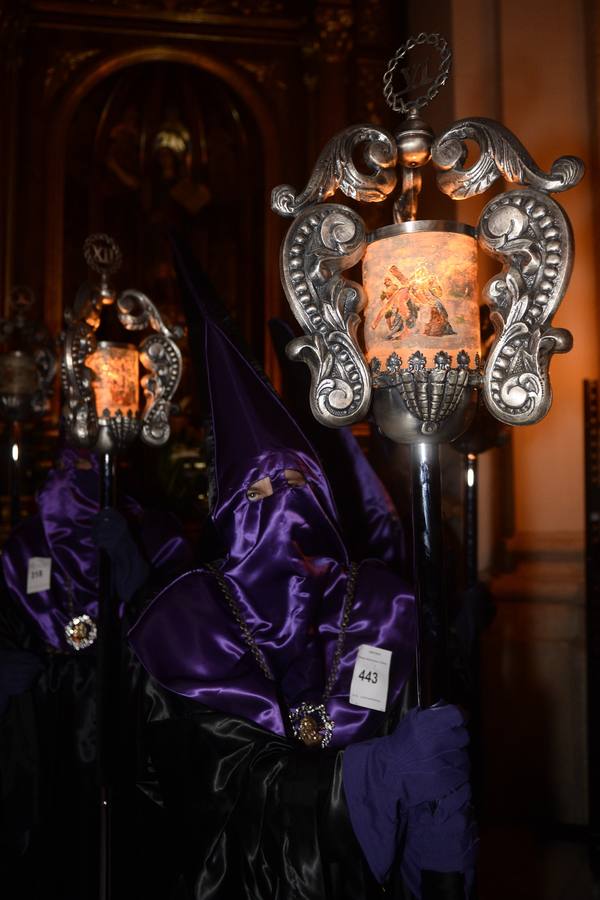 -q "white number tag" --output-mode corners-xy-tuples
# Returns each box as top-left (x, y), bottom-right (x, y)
(27, 557), (52, 594)
(349, 644), (391, 711)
